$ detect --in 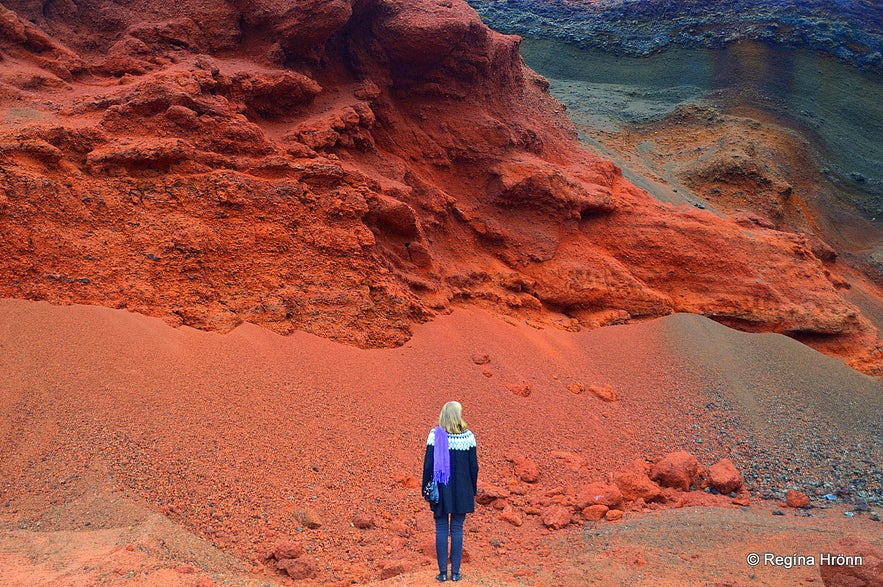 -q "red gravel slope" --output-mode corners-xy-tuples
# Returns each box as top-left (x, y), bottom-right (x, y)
(1, 298), (880, 585)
